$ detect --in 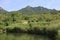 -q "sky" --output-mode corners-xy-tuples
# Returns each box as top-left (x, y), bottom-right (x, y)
(0, 0), (60, 11)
